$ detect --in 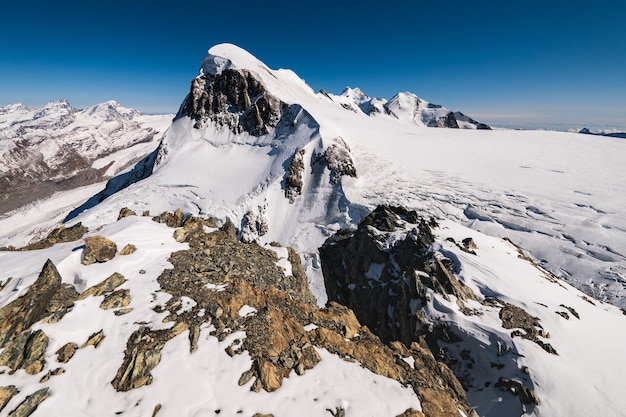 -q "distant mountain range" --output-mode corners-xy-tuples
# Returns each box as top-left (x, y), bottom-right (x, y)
(579, 127), (626, 138)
